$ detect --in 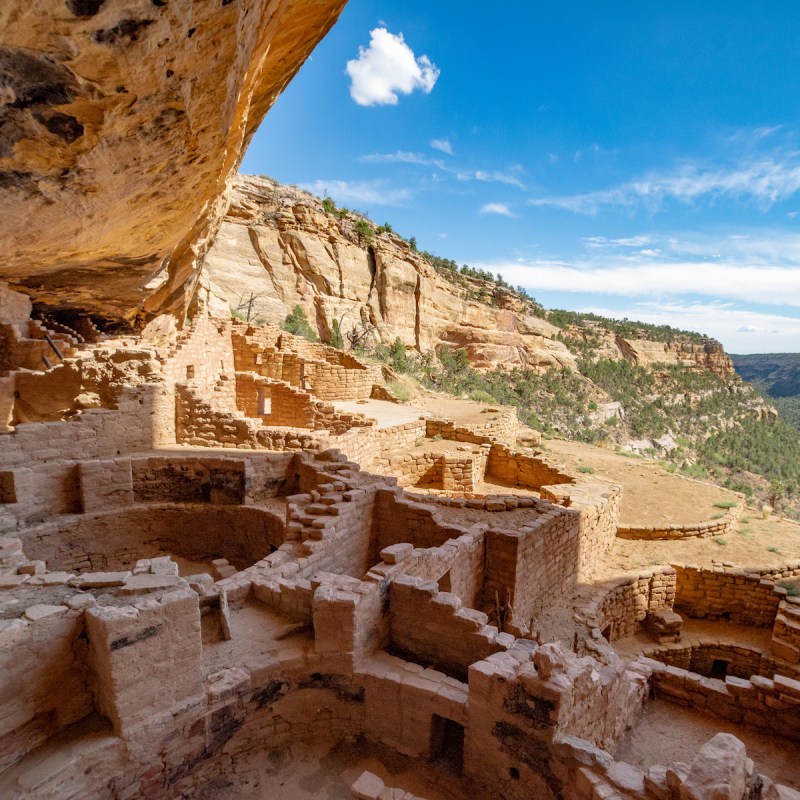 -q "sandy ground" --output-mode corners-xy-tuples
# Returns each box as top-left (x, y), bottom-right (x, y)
(201, 601), (312, 676)
(613, 617), (773, 662)
(602, 513), (800, 575)
(544, 438), (740, 527)
(209, 738), (470, 800)
(614, 700), (800, 789)
(409, 397), (509, 427)
(333, 400), (425, 429)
